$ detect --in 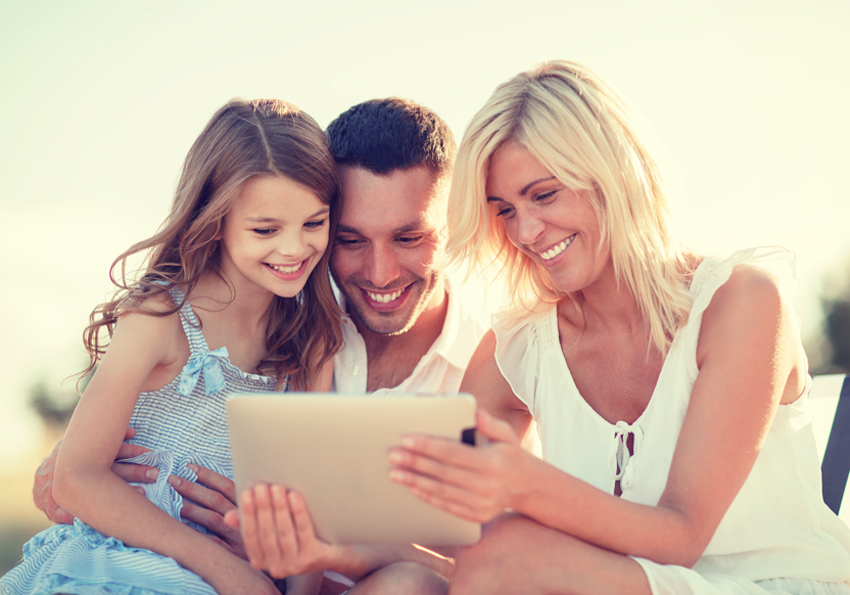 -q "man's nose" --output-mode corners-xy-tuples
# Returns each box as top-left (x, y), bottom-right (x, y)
(365, 244), (401, 288)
